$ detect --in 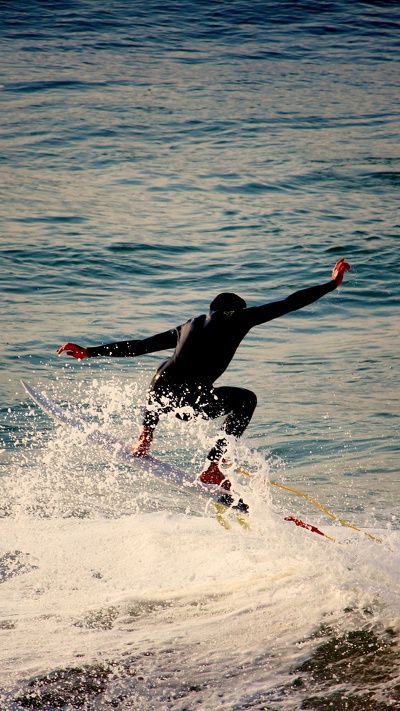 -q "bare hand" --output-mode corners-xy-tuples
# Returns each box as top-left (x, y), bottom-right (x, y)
(57, 343), (88, 359)
(332, 258), (350, 287)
